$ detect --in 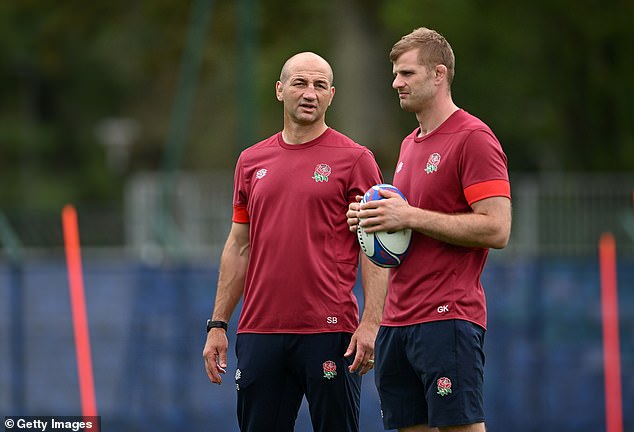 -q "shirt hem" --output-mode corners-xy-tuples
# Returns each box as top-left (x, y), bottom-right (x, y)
(380, 316), (486, 330)
(236, 328), (357, 335)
